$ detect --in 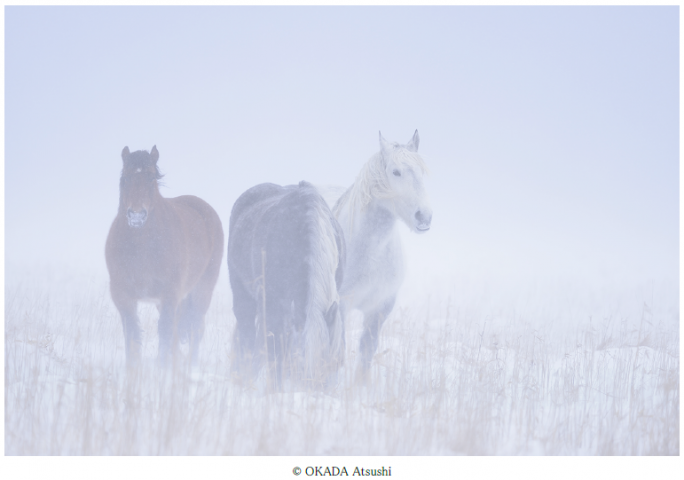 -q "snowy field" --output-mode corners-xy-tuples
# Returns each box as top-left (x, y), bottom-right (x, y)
(4, 263), (678, 456)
